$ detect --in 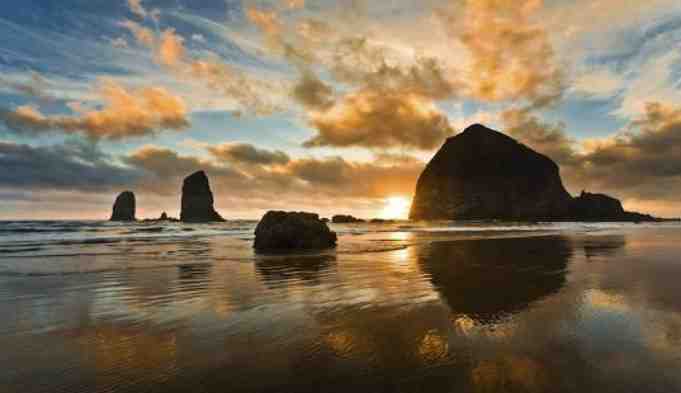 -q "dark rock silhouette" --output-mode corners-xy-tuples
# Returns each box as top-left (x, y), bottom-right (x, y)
(254, 211), (337, 251)
(332, 214), (365, 223)
(369, 218), (396, 224)
(180, 171), (225, 223)
(110, 191), (136, 221)
(160, 212), (169, 220)
(570, 191), (654, 221)
(410, 124), (656, 221)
